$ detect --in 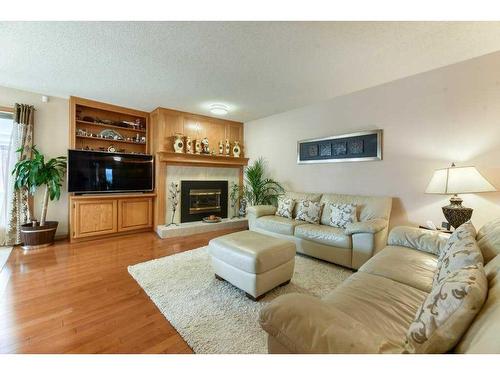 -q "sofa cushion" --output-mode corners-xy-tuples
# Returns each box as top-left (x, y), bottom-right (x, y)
(259, 292), (404, 354)
(323, 272), (428, 348)
(319, 193), (392, 225)
(328, 203), (357, 229)
(295, 200), (323, 224)
(406, 264), (488, 353)
(476, 217), (500, 263)
(454, 254), (500, 353)
(275, 197), (295, 219)
(255, 215), (307, 236)
(295, 224), (351, 249)
(359, 245), (438, 293)
(284, 191), (322, 217)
